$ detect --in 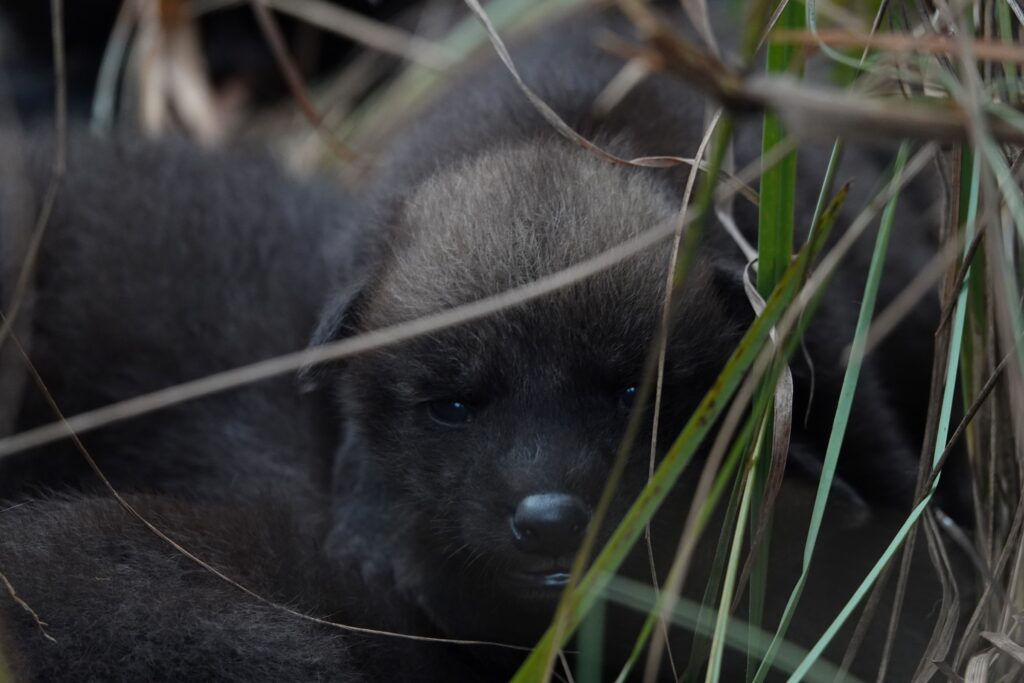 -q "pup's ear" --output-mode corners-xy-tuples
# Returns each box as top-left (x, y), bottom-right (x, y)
(709, 257), (757, 323)
(298, 279), (368, 392)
